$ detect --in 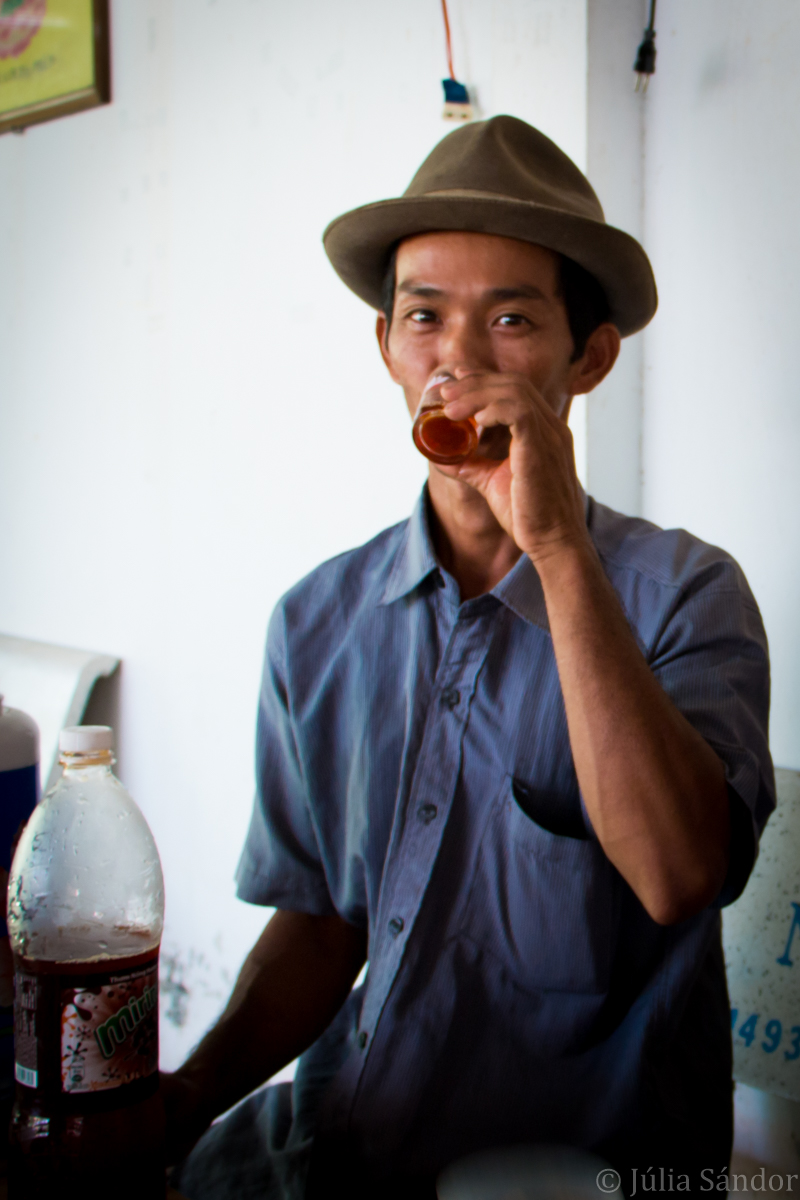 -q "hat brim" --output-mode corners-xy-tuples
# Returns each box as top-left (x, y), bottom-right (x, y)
(323, 191), (657, 337)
